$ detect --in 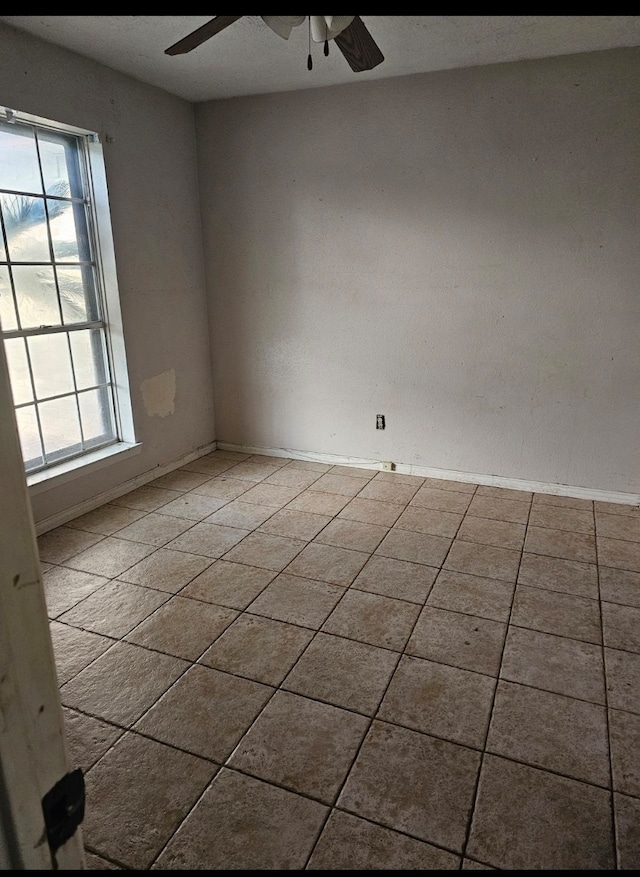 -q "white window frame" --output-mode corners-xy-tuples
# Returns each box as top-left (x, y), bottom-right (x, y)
(0, 107), (140, 491)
